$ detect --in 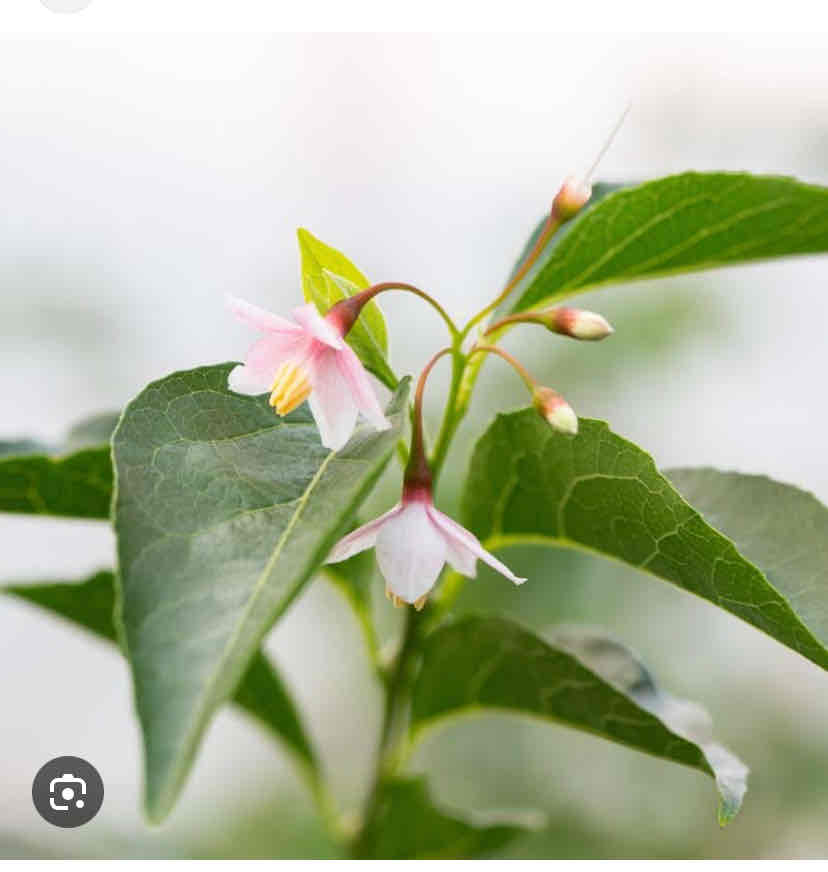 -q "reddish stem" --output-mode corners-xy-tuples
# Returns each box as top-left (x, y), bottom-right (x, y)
(402, 347), (452, 498)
